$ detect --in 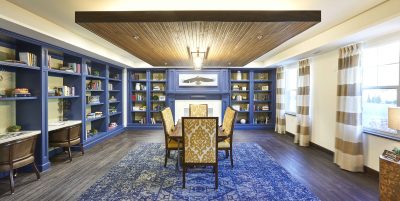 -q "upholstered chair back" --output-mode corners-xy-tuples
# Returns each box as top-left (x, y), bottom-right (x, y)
(182, 117), (218, 164)
(0, 136), (37, 171)
(222, 106), (237, 135)
(161, 107), (175, 135)
(49, 125), (81, 143)
(189, 104), (208, 117)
